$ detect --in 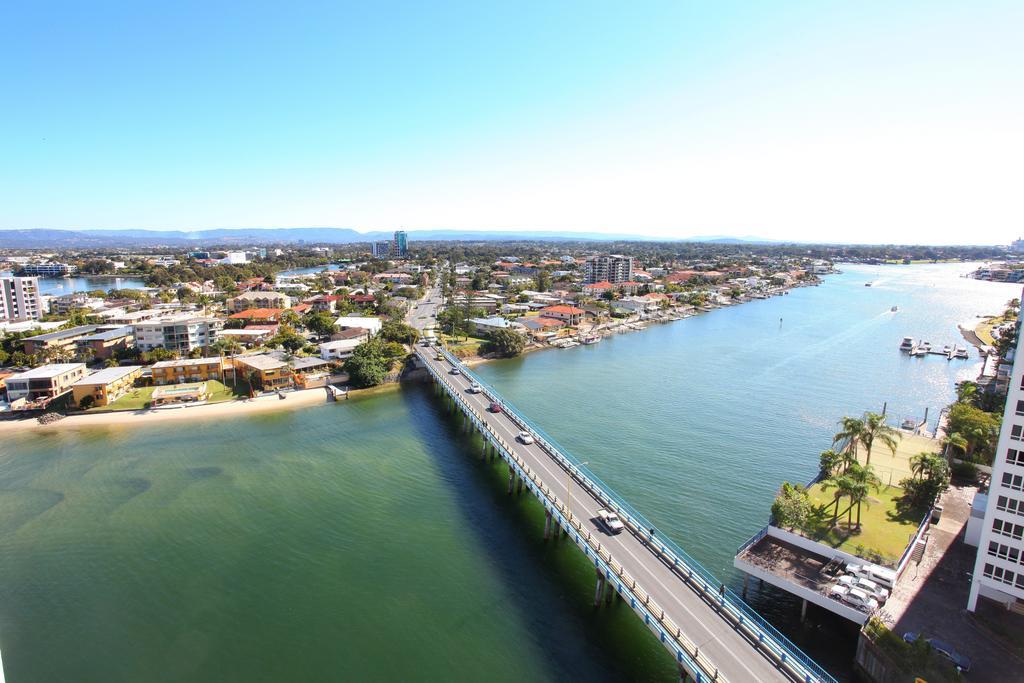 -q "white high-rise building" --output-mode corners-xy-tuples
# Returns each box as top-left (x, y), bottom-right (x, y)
(968, 308), (1024, 611)
(584, 254), (634, 284)
(0, 276), (43, 322)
